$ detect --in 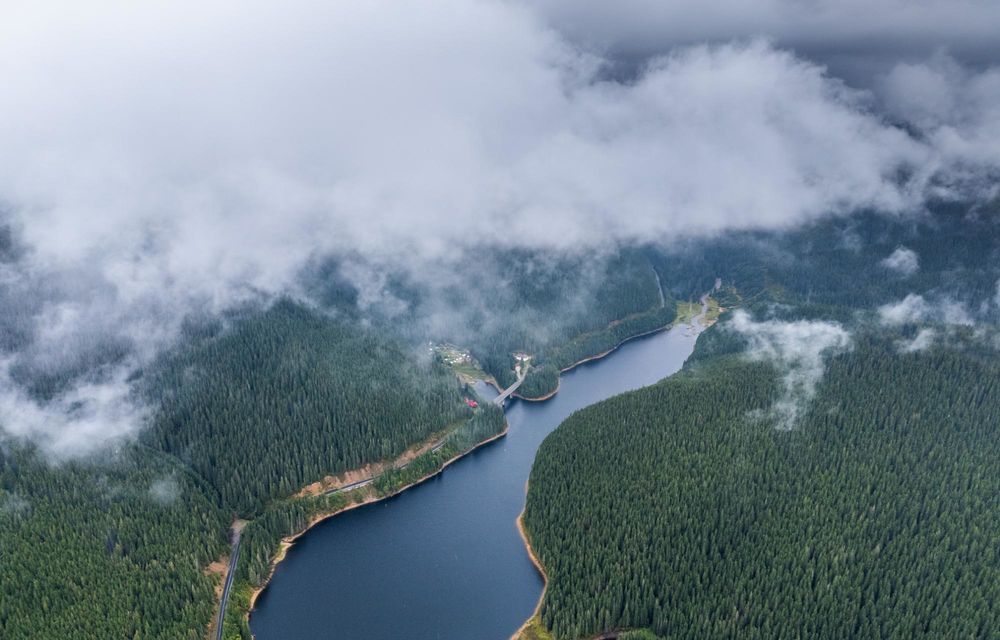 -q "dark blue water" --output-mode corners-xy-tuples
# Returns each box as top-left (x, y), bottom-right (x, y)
(250, 324), (699, 640)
